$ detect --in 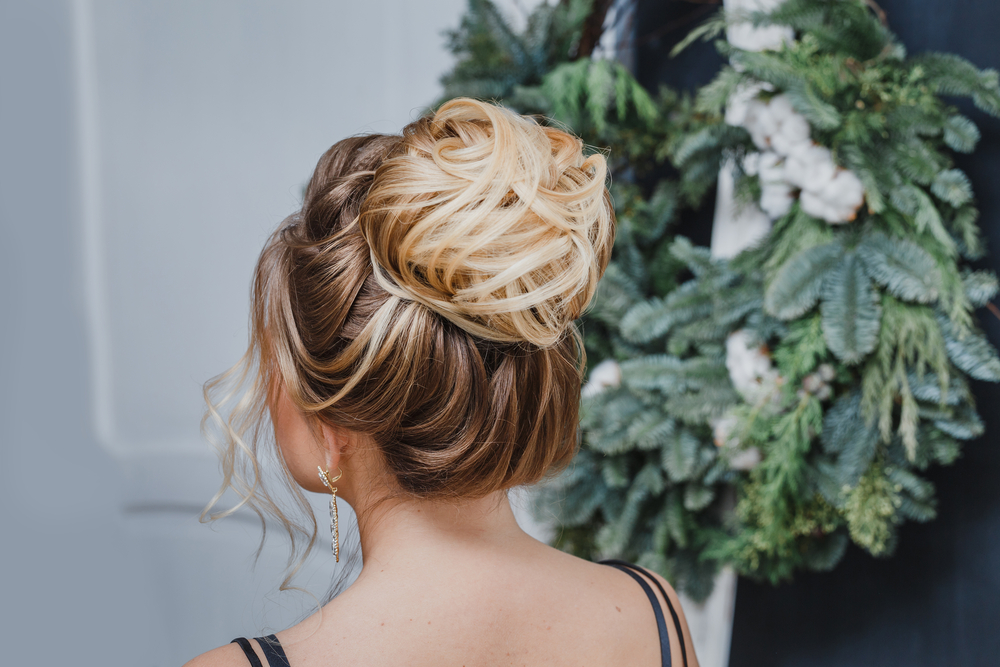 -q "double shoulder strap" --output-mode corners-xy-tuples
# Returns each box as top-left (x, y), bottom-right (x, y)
(600, 560), (689, 667)
(232, 561), (686, 667)
(231, 635), (290, 667)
